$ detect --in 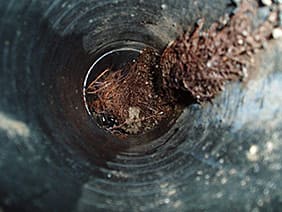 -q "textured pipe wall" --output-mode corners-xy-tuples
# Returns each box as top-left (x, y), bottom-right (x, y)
(0, 0), (281, 211)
